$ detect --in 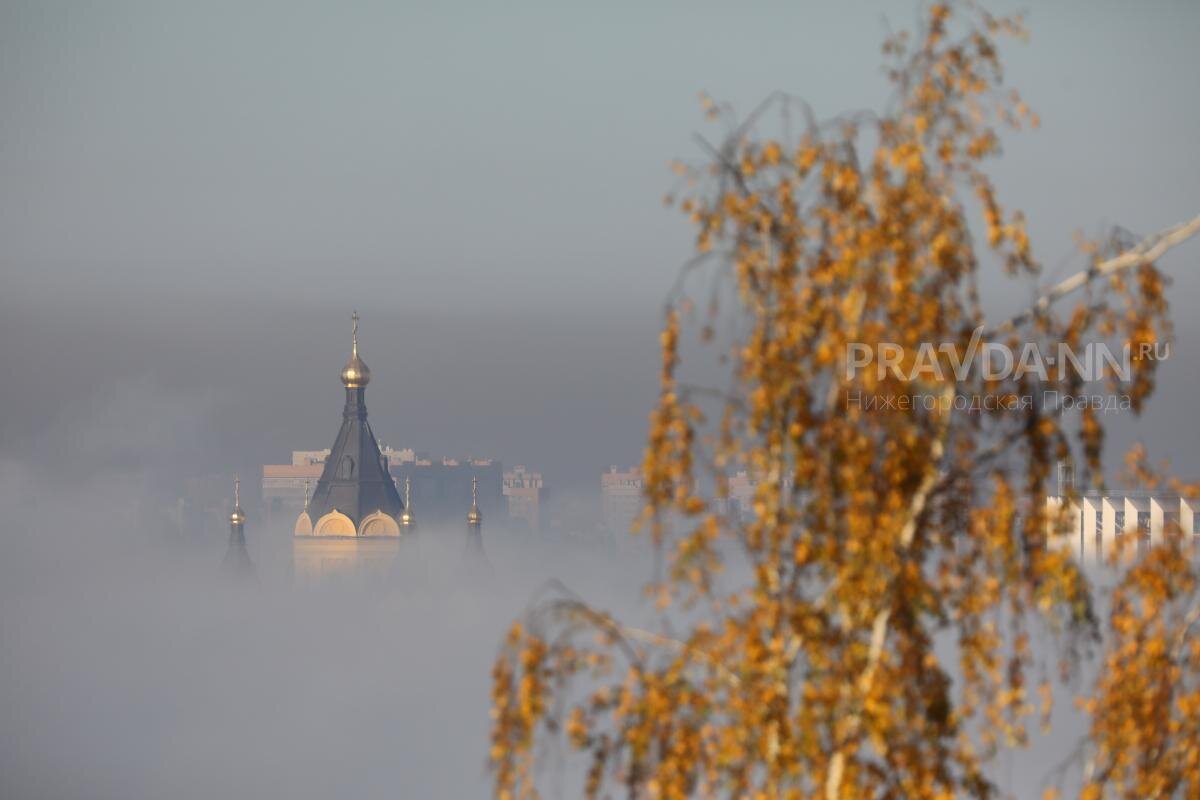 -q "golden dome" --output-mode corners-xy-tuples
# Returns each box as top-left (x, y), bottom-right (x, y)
(340, 311), (371, 388)
(341, 354), (371, 388)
